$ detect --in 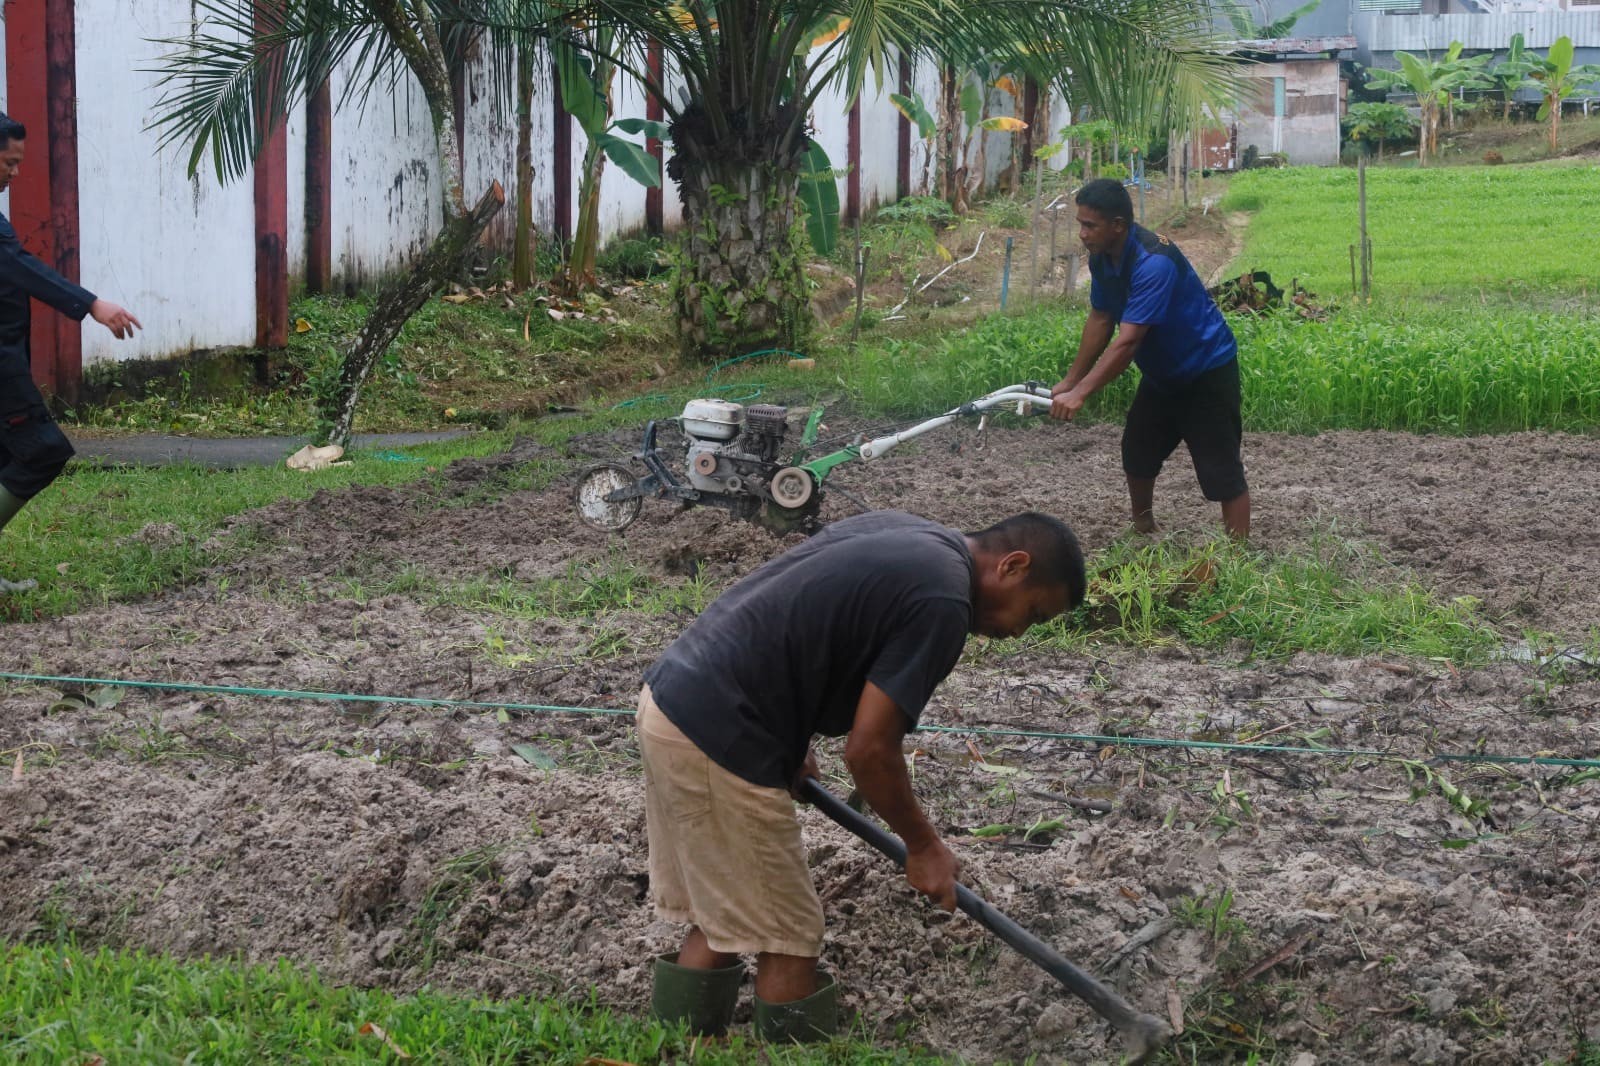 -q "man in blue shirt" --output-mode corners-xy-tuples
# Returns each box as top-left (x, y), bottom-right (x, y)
(0, 112), (142, 592)
(1049, 179), (1249, 538)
